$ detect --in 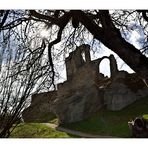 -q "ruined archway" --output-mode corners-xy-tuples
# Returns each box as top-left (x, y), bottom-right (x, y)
(97, 54), (118, 79)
